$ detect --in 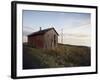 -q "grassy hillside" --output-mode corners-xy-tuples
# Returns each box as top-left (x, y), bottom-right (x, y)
(23, 43), (91, 69)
